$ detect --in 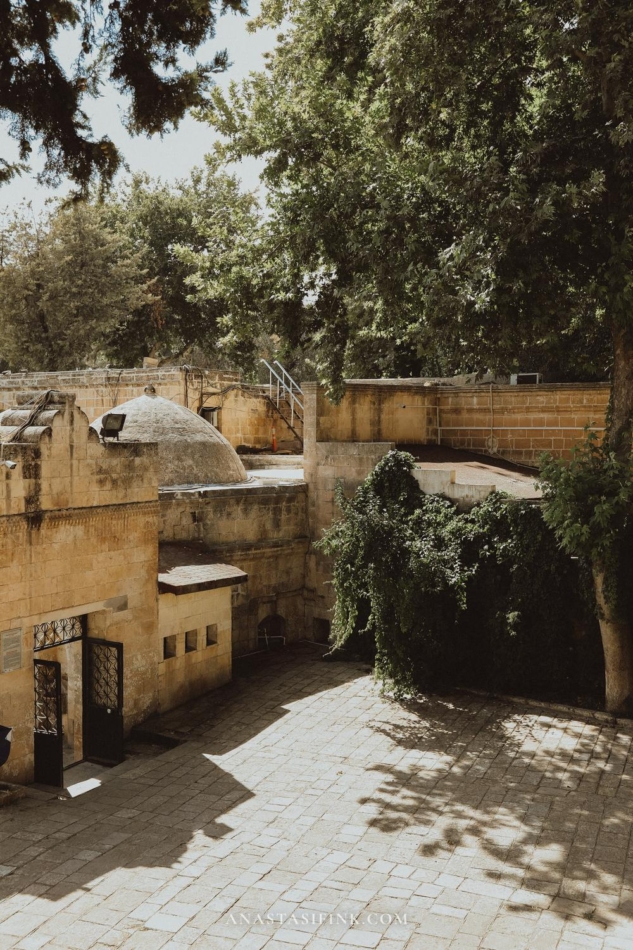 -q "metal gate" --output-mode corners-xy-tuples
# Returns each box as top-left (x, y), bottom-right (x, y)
(33, 659), (63, 787)
(83, 639), (124, 765)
